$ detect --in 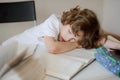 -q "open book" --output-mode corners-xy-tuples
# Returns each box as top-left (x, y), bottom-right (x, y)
(45, 48), (95, 80)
